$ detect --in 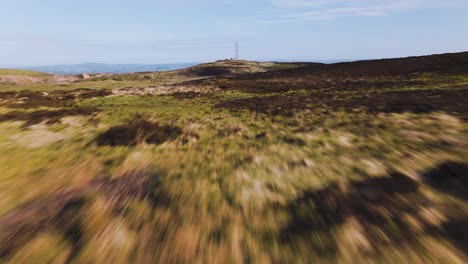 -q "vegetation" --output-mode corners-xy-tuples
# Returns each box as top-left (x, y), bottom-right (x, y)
(0, 69), (51, 78)
(0, 53), (467, 263)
